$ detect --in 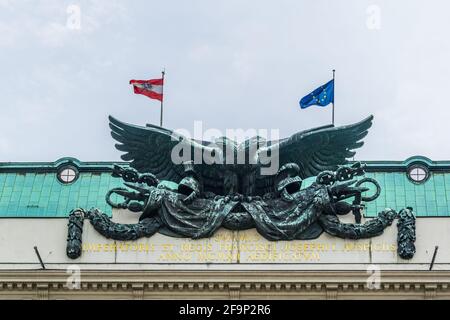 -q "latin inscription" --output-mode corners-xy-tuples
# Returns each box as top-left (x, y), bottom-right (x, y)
(82, 229), (396, 263)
